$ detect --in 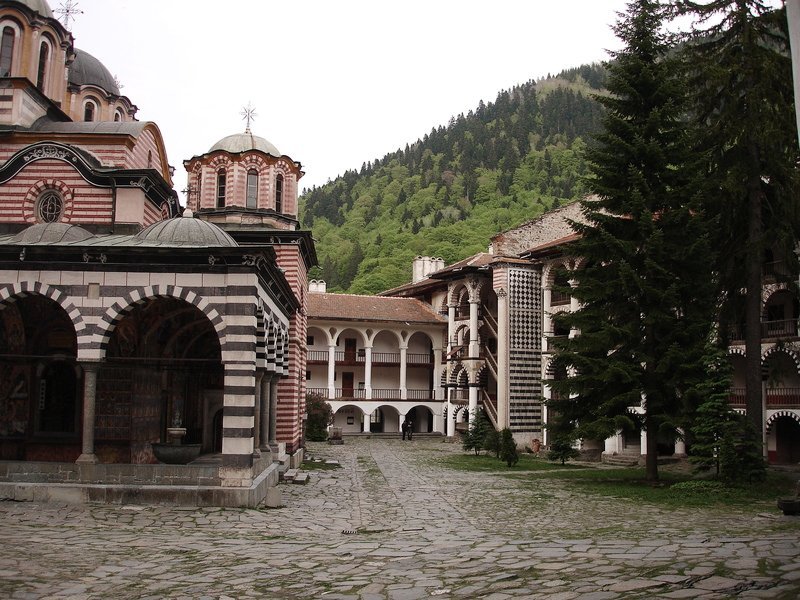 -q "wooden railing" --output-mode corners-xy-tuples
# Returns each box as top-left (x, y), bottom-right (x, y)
(481, 389), (498, 428)
(319, 388), (437, 401)
(729, 387), (800, 408)
(728, 319), (799, 341)
(307, 350), (433, 366)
